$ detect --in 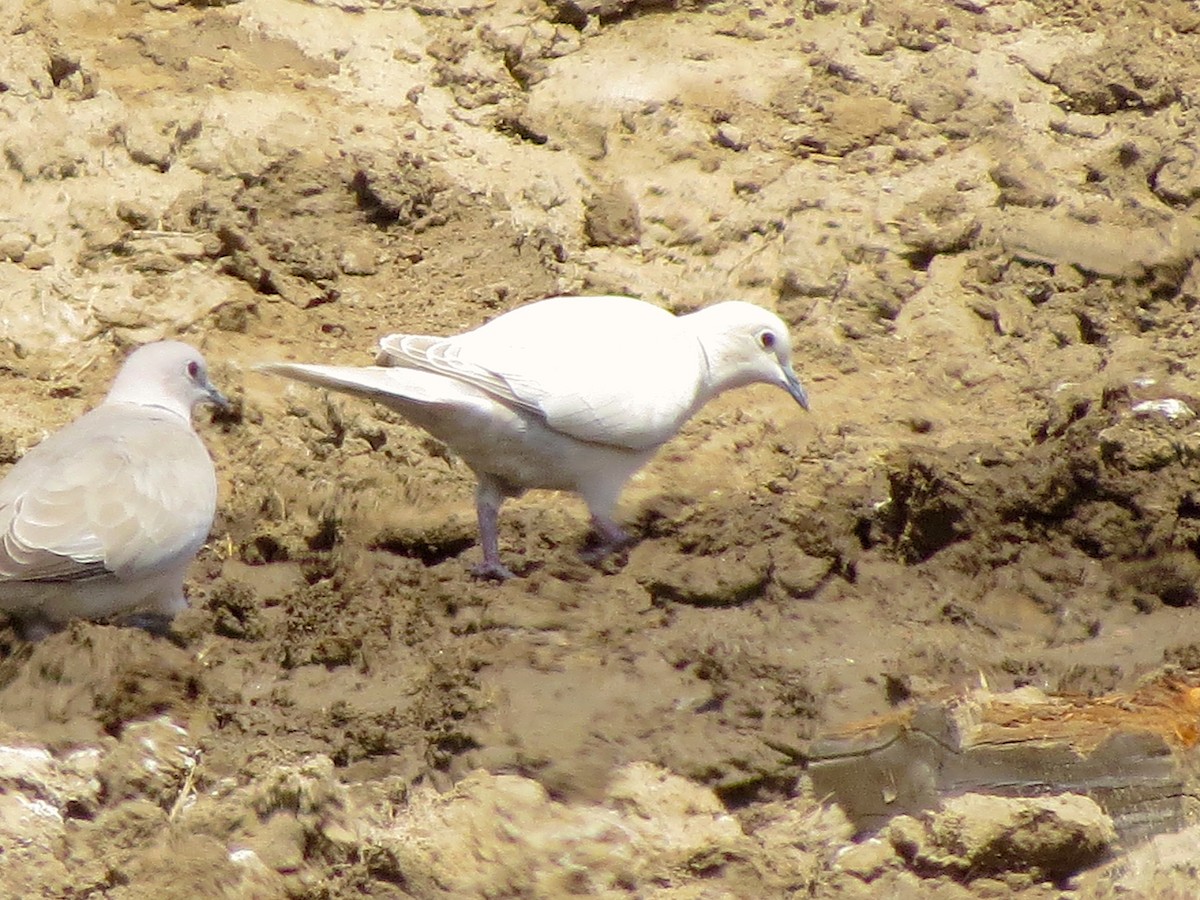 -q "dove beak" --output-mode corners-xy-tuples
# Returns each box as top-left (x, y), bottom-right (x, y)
(783, 369), (810, 411)
(204, 381), (233, 412)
